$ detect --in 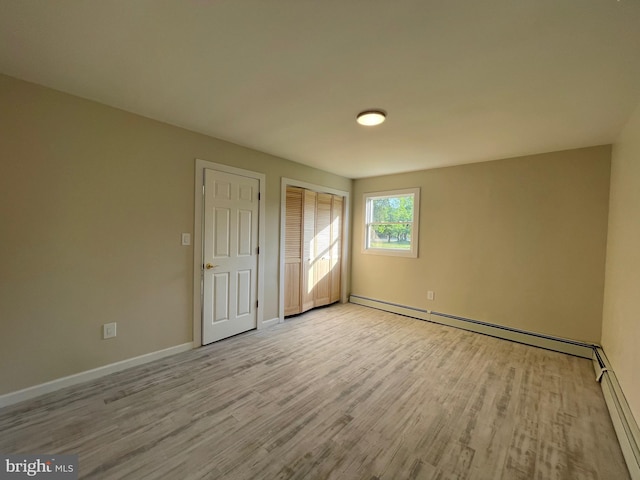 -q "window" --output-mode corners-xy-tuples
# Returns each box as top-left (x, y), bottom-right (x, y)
(363, 188), (420, 257)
